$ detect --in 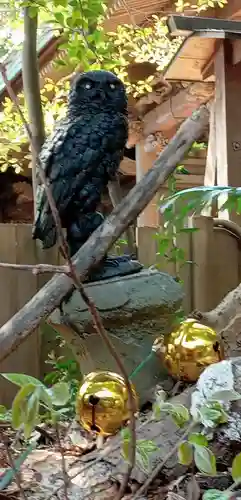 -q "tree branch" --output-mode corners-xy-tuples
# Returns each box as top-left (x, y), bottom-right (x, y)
(0, 104), (210, 362)
(0, 262), (68, 274)
(22, 7), (45, 213)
